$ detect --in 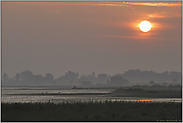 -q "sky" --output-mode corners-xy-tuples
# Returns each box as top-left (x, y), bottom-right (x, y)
(2, 1), (182, 78)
